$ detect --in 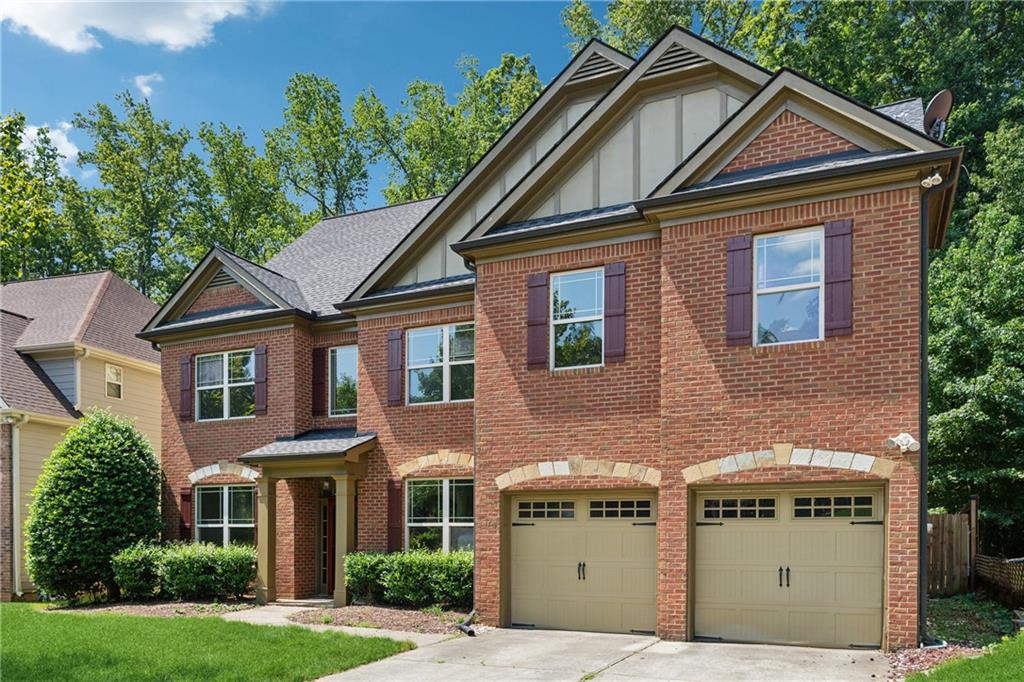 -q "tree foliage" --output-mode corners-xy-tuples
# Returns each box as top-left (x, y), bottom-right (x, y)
(25, 411), (162, 600)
